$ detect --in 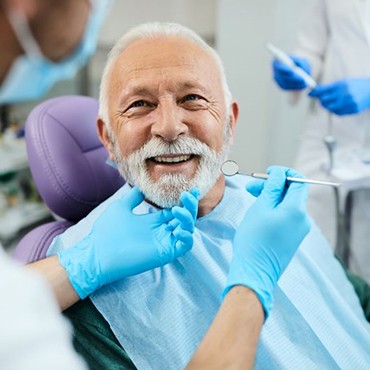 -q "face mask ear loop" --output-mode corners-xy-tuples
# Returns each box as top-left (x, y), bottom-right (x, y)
(6, 7), (44, 60)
